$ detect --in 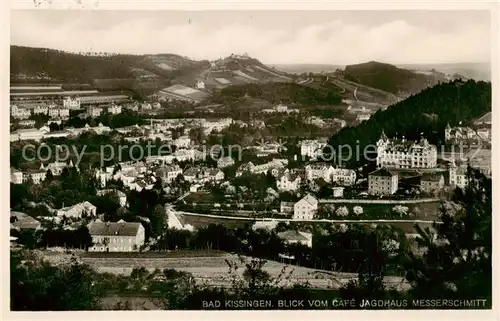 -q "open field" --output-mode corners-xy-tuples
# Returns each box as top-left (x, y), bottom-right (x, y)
(39, 251), (408, 290)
